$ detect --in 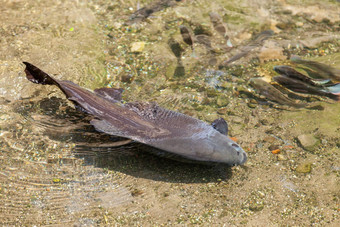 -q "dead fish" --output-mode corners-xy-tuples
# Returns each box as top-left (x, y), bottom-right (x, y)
(209, 12), (229, 42)
(290, 55), (340, 81)
(273, 66), (330, 86)
(273, 75), (340, 101)
(179, 25), (194, 49)
(23, 62), (247, 166)
(249, 78), (306, 108)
